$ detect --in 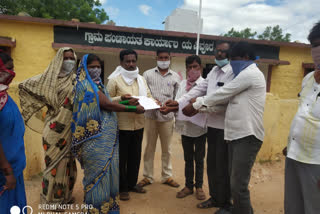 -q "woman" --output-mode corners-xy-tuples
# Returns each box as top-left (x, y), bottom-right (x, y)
(72, 54), (144, 213)
(19, 47), (78, 207)
(0, 52), (27, 212)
